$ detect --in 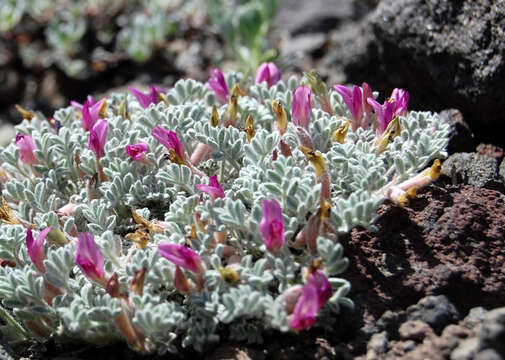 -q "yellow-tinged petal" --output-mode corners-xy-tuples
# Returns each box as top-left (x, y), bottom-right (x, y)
(319, 199), (332, 223)
(210, 104), (219, 127)
(426, 159), (441, 180)
(244, 114), (255, 142)
(0, 197), (20, 225)
(126, 230), (149, 249)
(168, 148), (187, 166)
(98, 100), (108, 119)
(299, 146), (326, 178)
(272, 100), (288, 134)
(230, 84), (246, 97)
(397, 186), (418, 207)
(15, 104), (36, 121)
(227, 94), (238, 122)
(376, 117), (401, 153)
(131, 208), (155, 234)
(219, 267), (240, 284)
(332, 119), (351, 143)
(158, 92), (169, 106)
